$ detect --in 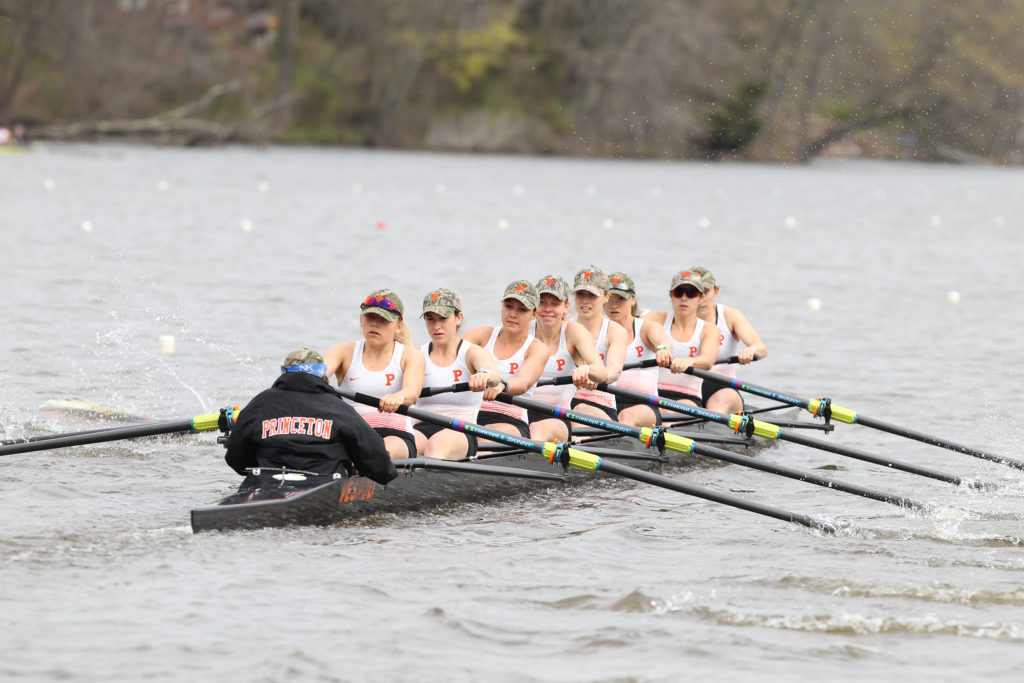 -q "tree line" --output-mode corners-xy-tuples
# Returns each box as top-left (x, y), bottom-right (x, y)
(2, 0), (1022, 163)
